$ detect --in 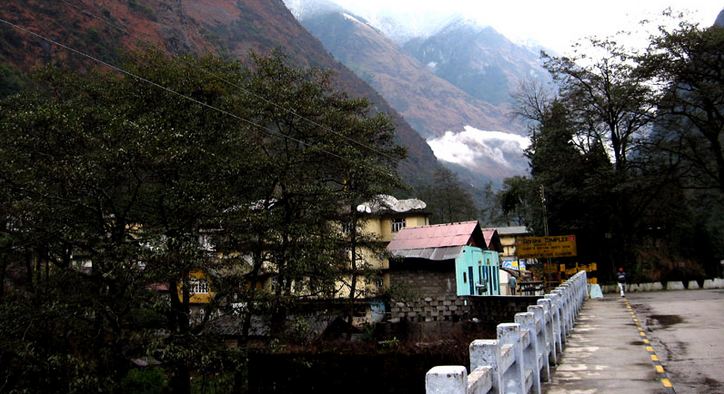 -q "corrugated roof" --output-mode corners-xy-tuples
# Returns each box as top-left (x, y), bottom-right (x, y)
(388, 245), (465, 261)
(482, 229), (496, 246)
(482, 228), (504, 252)
(387, 221), (479, 251)
(494, 226), (529, 235)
